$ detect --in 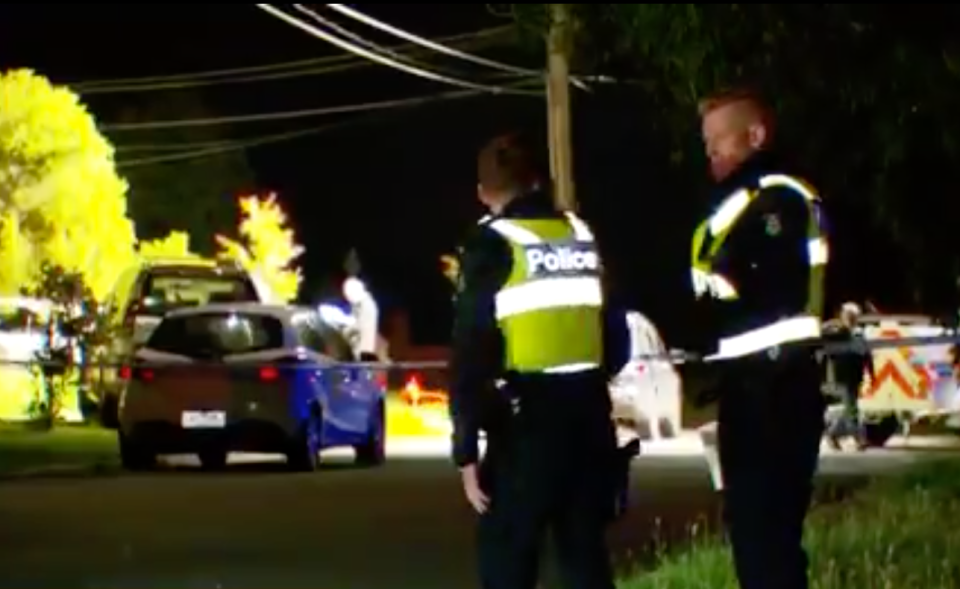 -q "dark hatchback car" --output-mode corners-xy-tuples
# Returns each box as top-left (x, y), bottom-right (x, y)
(117, 304), (387, 472)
